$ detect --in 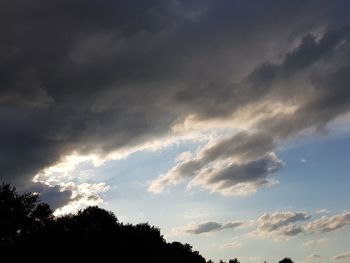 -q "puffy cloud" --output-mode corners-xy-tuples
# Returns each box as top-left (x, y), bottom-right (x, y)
(172, 220), (248, 235)
(252, 211), (350, 238)
(53, 182), (110, 215)
(1, 0), (350, 205)
(250, 211), (311, 239)
(305, 211), (350, 234)
(332, 252), (350, 261)
(149, 132), (283, 196)
(188, 152), (283, 196)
